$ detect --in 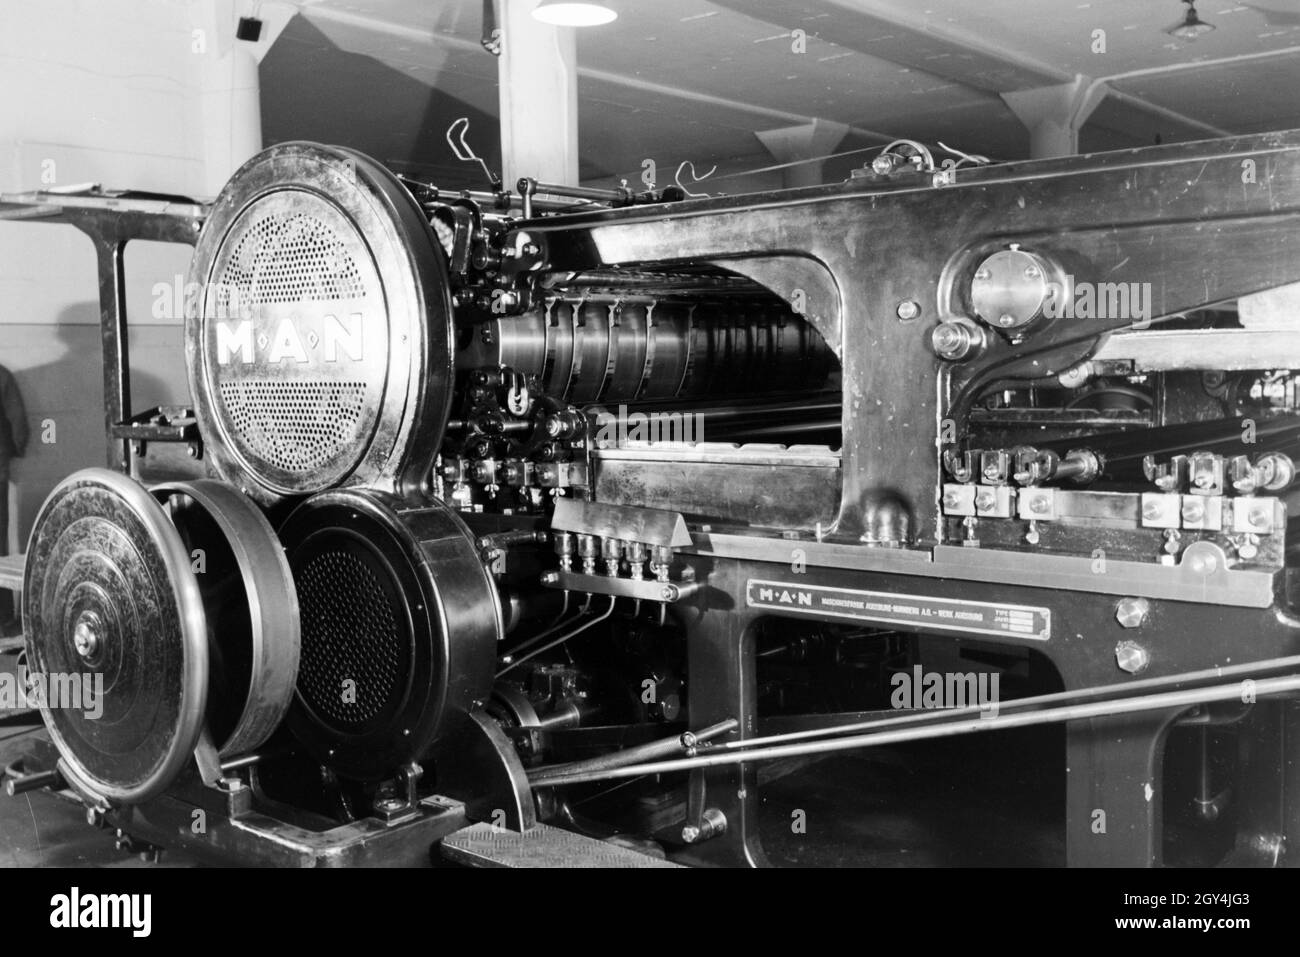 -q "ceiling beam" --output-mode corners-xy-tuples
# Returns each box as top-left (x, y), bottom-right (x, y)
(710, 0), (1240, 145)
(298, 4), (901, 145)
